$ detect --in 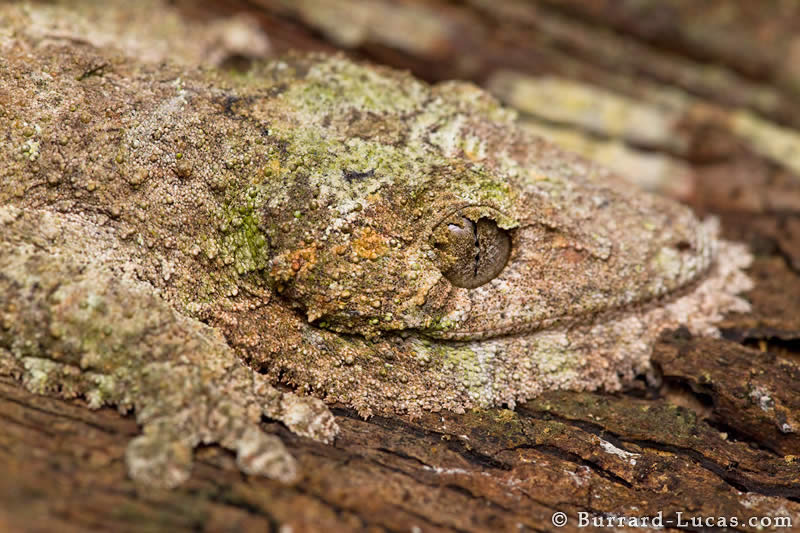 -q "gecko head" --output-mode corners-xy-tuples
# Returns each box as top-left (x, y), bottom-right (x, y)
(259, 55), (714, 340)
